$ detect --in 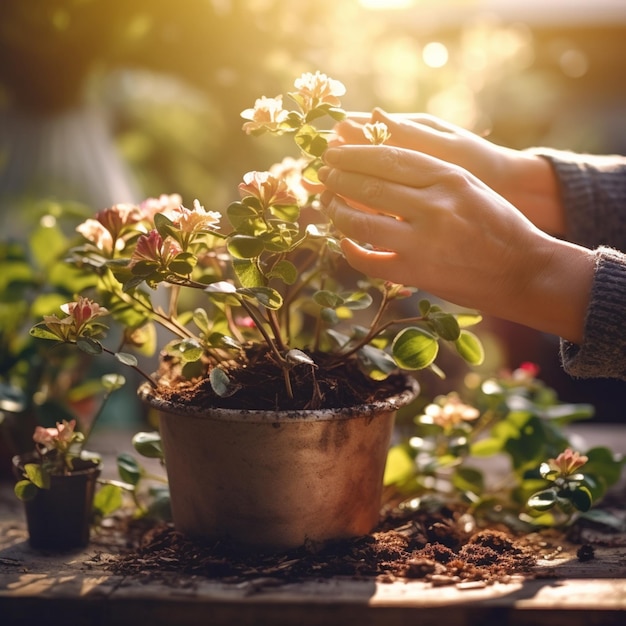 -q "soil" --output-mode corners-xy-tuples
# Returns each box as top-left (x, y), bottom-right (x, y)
(107, 502), (542, 586)
(151, 346), (412, 411)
